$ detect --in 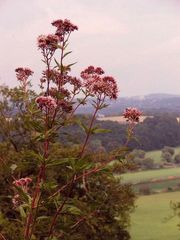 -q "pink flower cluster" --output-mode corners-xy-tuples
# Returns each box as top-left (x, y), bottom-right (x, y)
(68, 76), (82, 93)
(12, 194), (20, 208)
(13, 177), (32, 187)
(37, 34), (59, 51)
(52, 19), (78, 41)
(58, 99), (73, 113)
(15, 67), (33, 82)
(81, 66), (118, 100)
(13, 177), (32, 192)
(123, 107), (142, 123)
(40, 69), (58, 87)
(12, 177), (32, 207)
(37, 19), (78, 51)
(81, 66), (104, 77)
(35, 95), (57, 110)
